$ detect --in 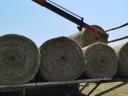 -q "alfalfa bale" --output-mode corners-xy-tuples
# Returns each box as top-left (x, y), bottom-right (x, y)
(39, 36), (85, 81)
(111, 42), (128, 77)
(69, 25), (108, 48)
(83, 42), (118, 78)
(0, 34), (40, 85)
